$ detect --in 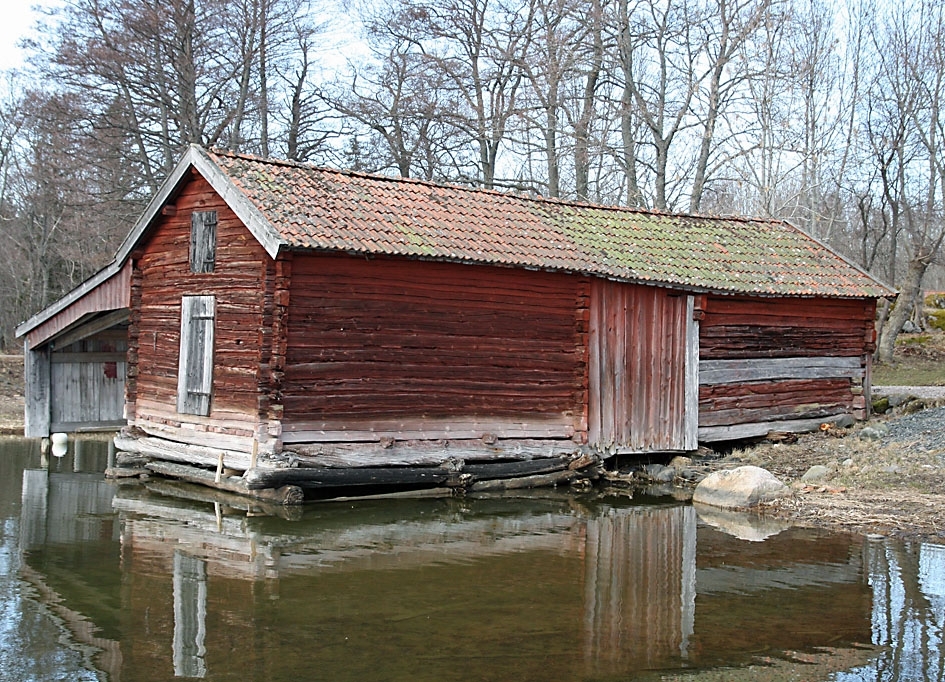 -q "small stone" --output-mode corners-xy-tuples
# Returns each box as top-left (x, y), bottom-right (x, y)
(668, 456), (692, 471)
(800, 464), (830, 483)
(872, 397), (890, 414)
(842, 458), (854, 467)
